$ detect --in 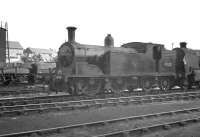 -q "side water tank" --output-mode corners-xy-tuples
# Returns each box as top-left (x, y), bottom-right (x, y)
(104, 34), (114, 48)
